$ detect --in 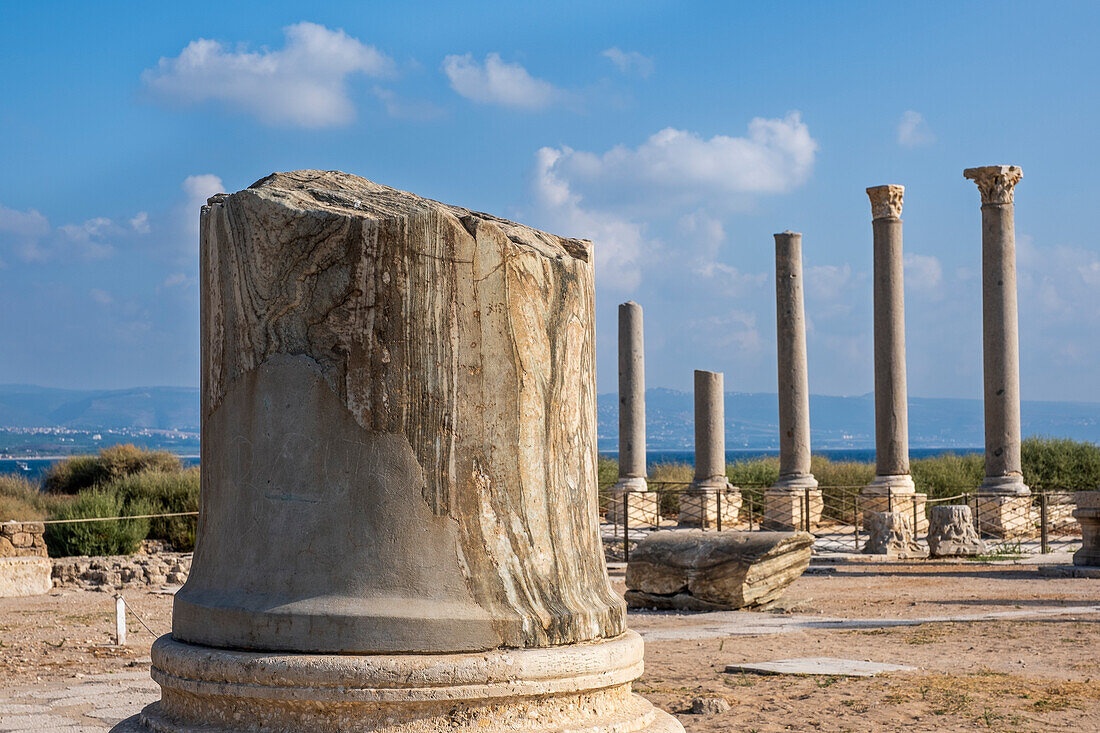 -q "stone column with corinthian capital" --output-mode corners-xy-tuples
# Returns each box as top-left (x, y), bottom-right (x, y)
(965, 165), (1031, 537)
